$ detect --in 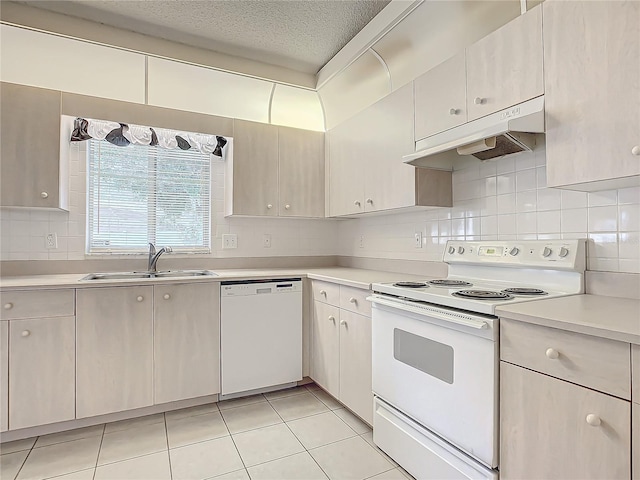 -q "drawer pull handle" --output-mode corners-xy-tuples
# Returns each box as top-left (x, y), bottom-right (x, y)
(366, 198), (373, 205)
(354, 200), (361, 207)
(21, 330), (30, 337)
(340, 320), (347, 327)
(349, 297), (357, 304)
(474, 97), (485, 105)
(586, 414), (601, 427)
(320, 290), (327, 296)
(328, 316), (336, 323)
(3, 303), (13, 310)
(40, 191), (49, 199)
(163, 294), (171, 300)
(267, 204), (273, 209)
(545, 348), (559, 359)
(136, 296), (144, 302)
